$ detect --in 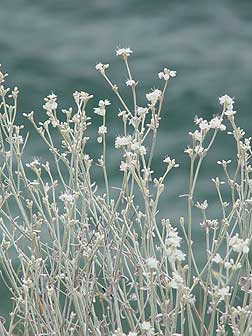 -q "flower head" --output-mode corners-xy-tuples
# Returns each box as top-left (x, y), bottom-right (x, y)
(126, 79), (138, 87)
(170, 272), (184, 289)
(26, 159), (40, 169)
(115, 135), (132, 148)
(0, 67), (8, 84)
(229, 234), (249, 254)
(146, 89), (162, 106)
(43, 93), (58, 112)
(209, 117), (226, 131)
(219, 94), (234, 108)
(137, 107), (148, 116)
(93, 99), (110, 117)
(163, 156), (179, 168)
(73, 91), (93, 105)
(98, 125), (107, 135)
(95, 62), (109, 74)
(199, 120), (209, 131)
(141, 321), (154, 335)
(216, 286), (230, 301)
(145, 257), (159, 270)
(158, 68), (176, 81)
(116, 47), (133, 58)
(195, 200), (208, 210)
(212, 253), (223, 264)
